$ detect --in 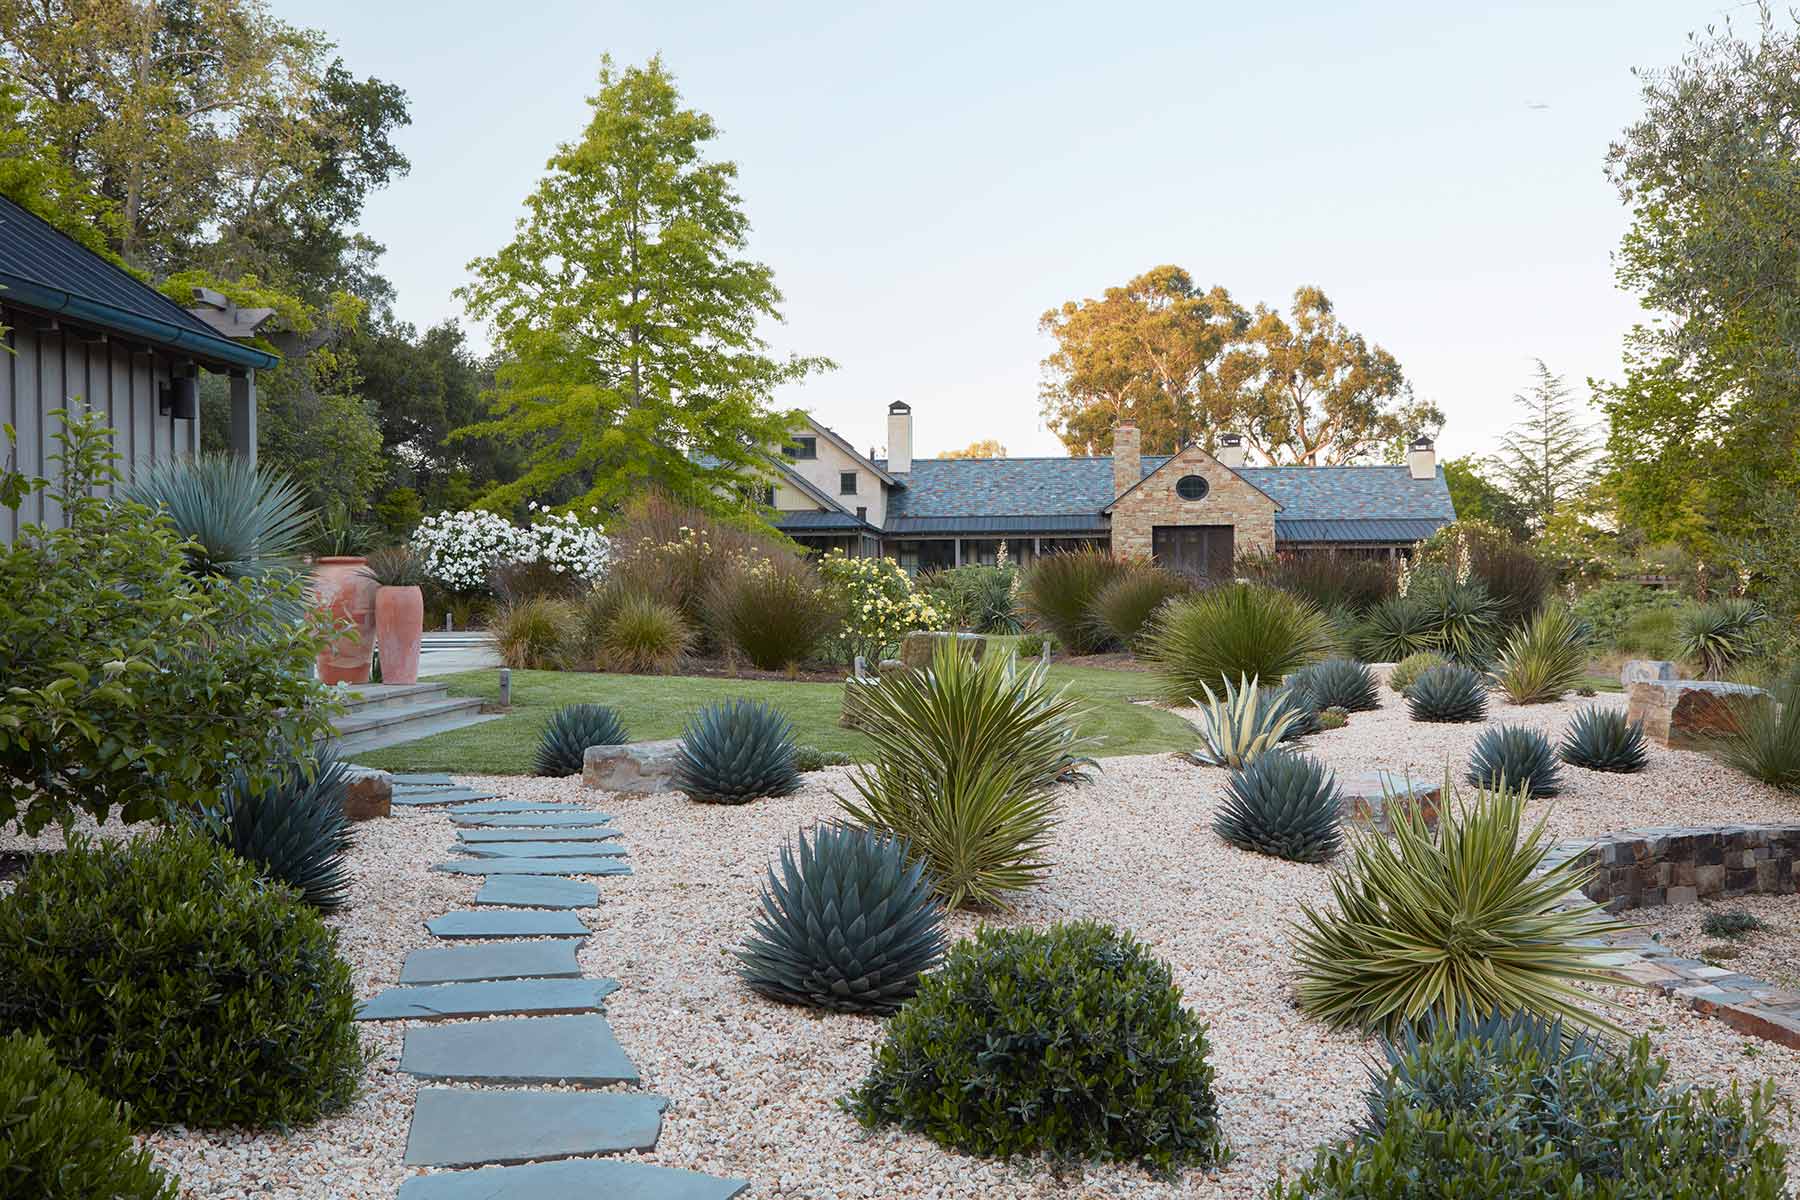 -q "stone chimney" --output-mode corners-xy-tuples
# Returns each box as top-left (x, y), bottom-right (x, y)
(1112, 420), (1141, 499)
(887, 401), (913, 474)
(1408, 435), (1437, 481)
(1215, 432), (1248, 469)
